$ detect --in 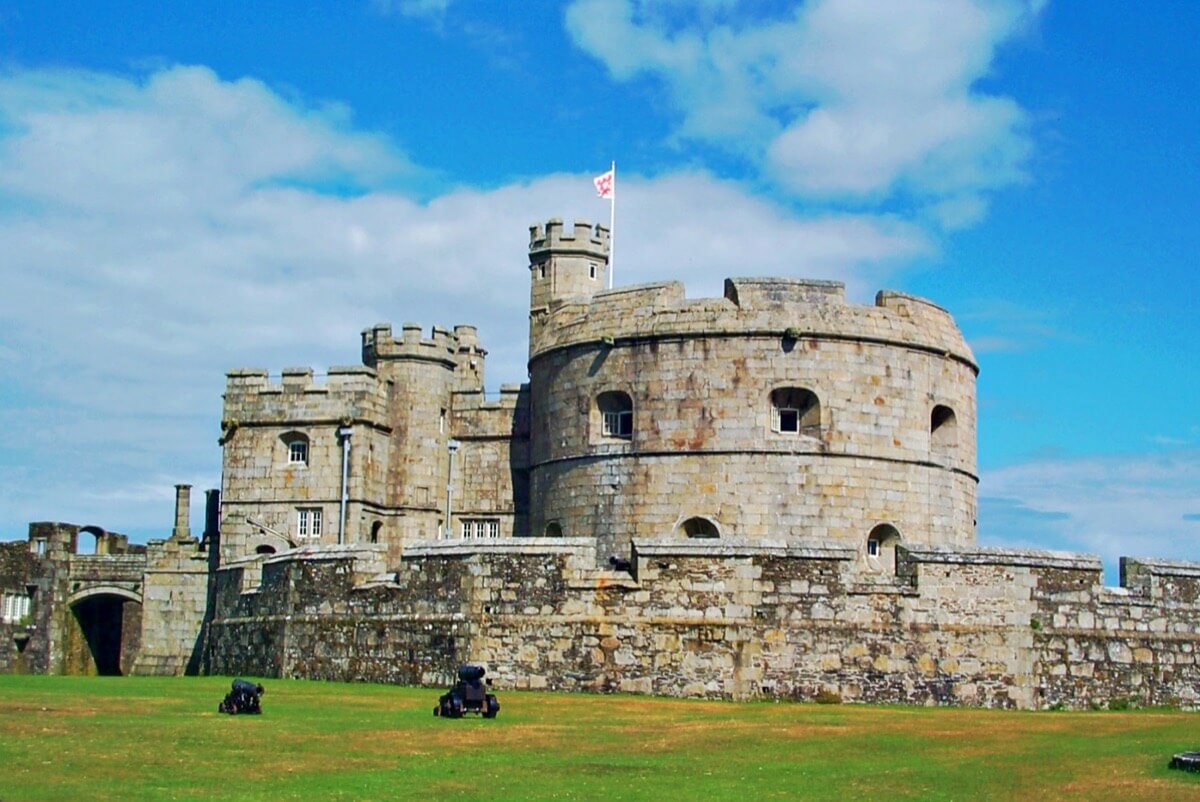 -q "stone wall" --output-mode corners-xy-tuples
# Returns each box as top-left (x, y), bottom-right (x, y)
(0, 539), (38, 673)
(131, 536), (211, 676)
(205, 540), (1200, 710)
